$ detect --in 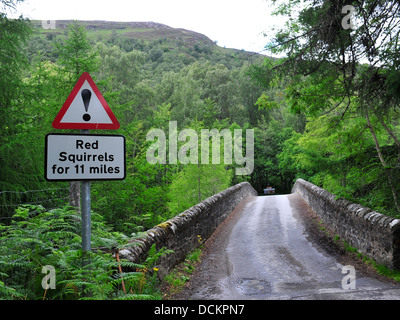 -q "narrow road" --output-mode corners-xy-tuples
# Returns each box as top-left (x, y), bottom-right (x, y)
(178, 193), (400, 300)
